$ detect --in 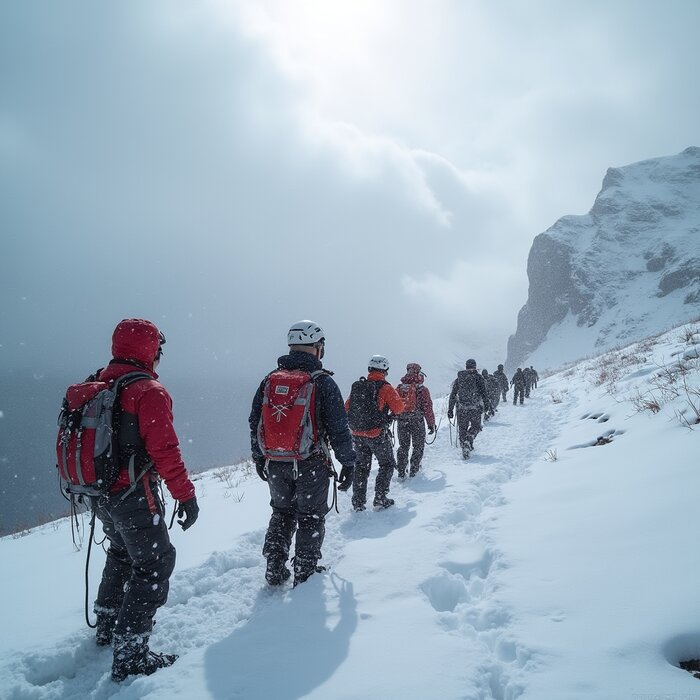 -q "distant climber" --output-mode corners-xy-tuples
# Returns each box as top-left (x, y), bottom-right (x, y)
(448, 359), (491, 459)
(511, 368), (526, 405)
(395, 363), (436, 478)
